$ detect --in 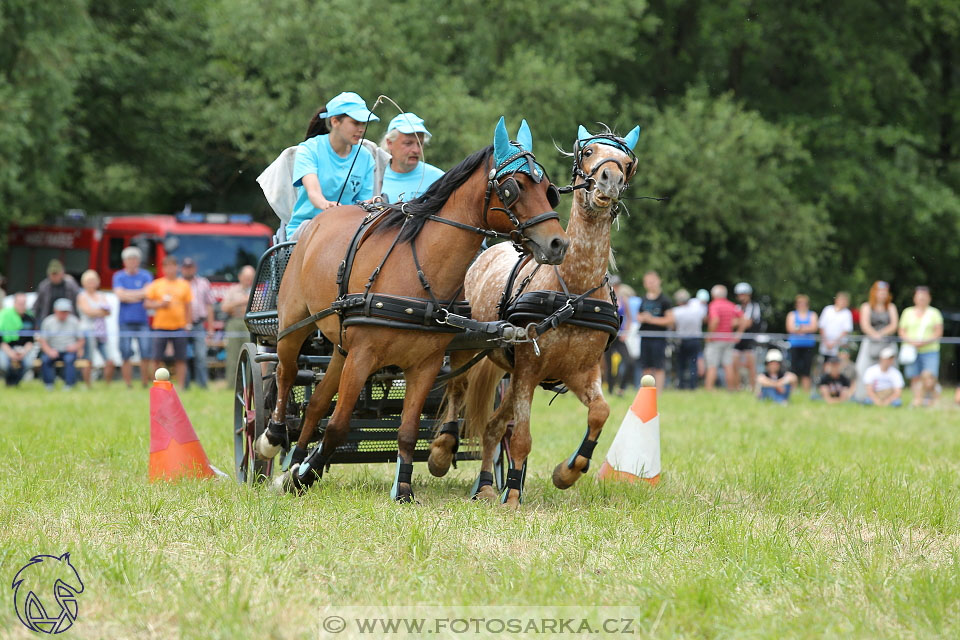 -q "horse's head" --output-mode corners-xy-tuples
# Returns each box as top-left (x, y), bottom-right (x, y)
(488, 117), (569, 264)
(571, 124), (641, 217)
